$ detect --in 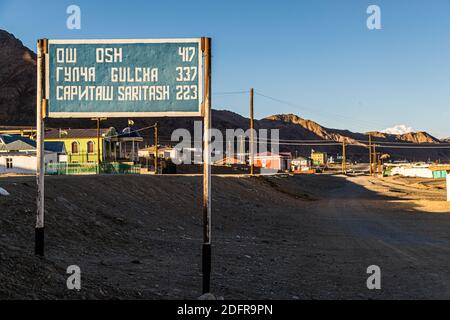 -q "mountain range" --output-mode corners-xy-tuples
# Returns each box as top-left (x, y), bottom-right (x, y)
(1, 29), (449, 162)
